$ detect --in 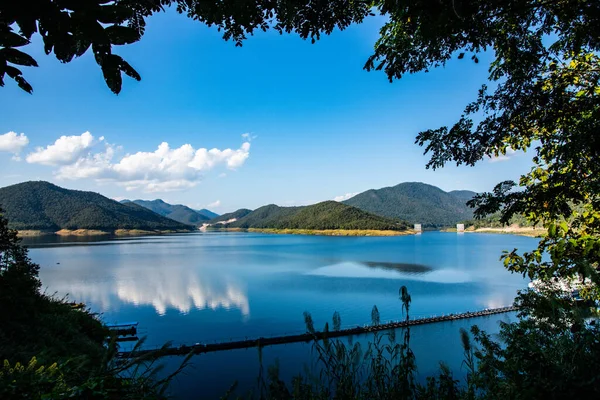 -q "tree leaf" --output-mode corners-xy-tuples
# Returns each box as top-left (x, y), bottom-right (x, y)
(119, 59), (141, 81)
(99, 56), (122, 94)
(0, 31), (30, 48)
(15, 75), (33, 94)
(105, 25), (141, 45)
(97, 5), (134, 25)
(5, 65), (23, 79)
(0, 48), (38, 67)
